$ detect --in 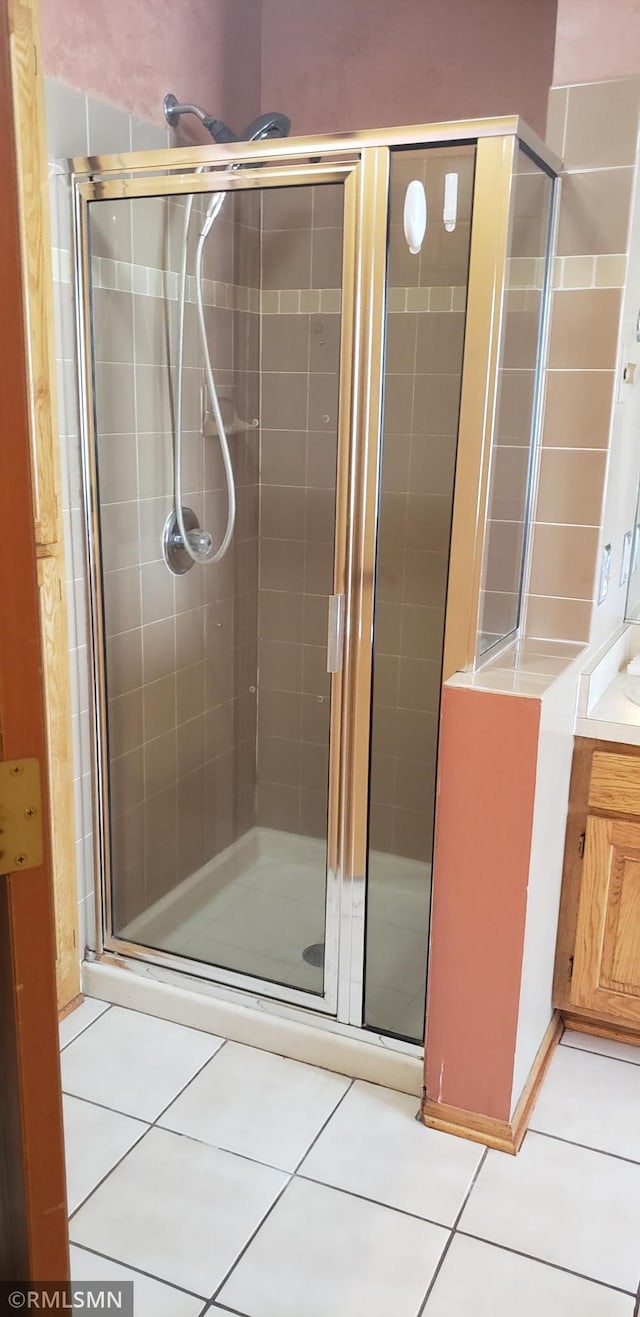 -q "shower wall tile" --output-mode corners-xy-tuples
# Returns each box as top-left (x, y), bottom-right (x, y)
(525, 75), (640, 644)
(47, 74), (262, 945)
(256, 183), (342, 837)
